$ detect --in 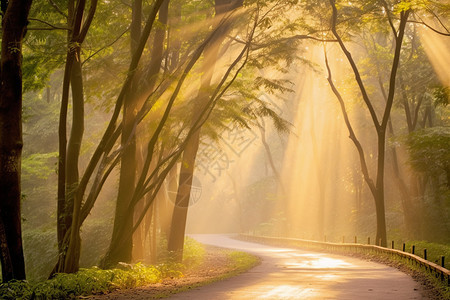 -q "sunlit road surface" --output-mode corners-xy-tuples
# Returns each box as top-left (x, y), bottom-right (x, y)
(167, 234), (423, 300)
